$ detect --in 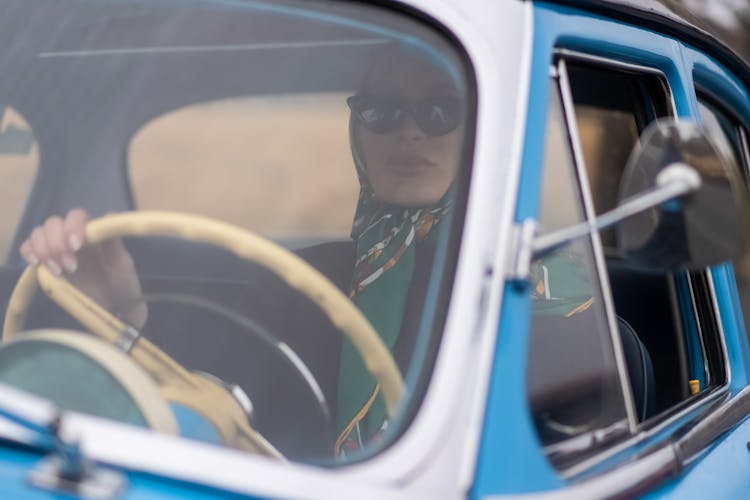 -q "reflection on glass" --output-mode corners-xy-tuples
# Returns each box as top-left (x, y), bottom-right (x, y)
(0, 107), (38, 260)
(527, 87), (627, 457)
(0, 0), (472, 467)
